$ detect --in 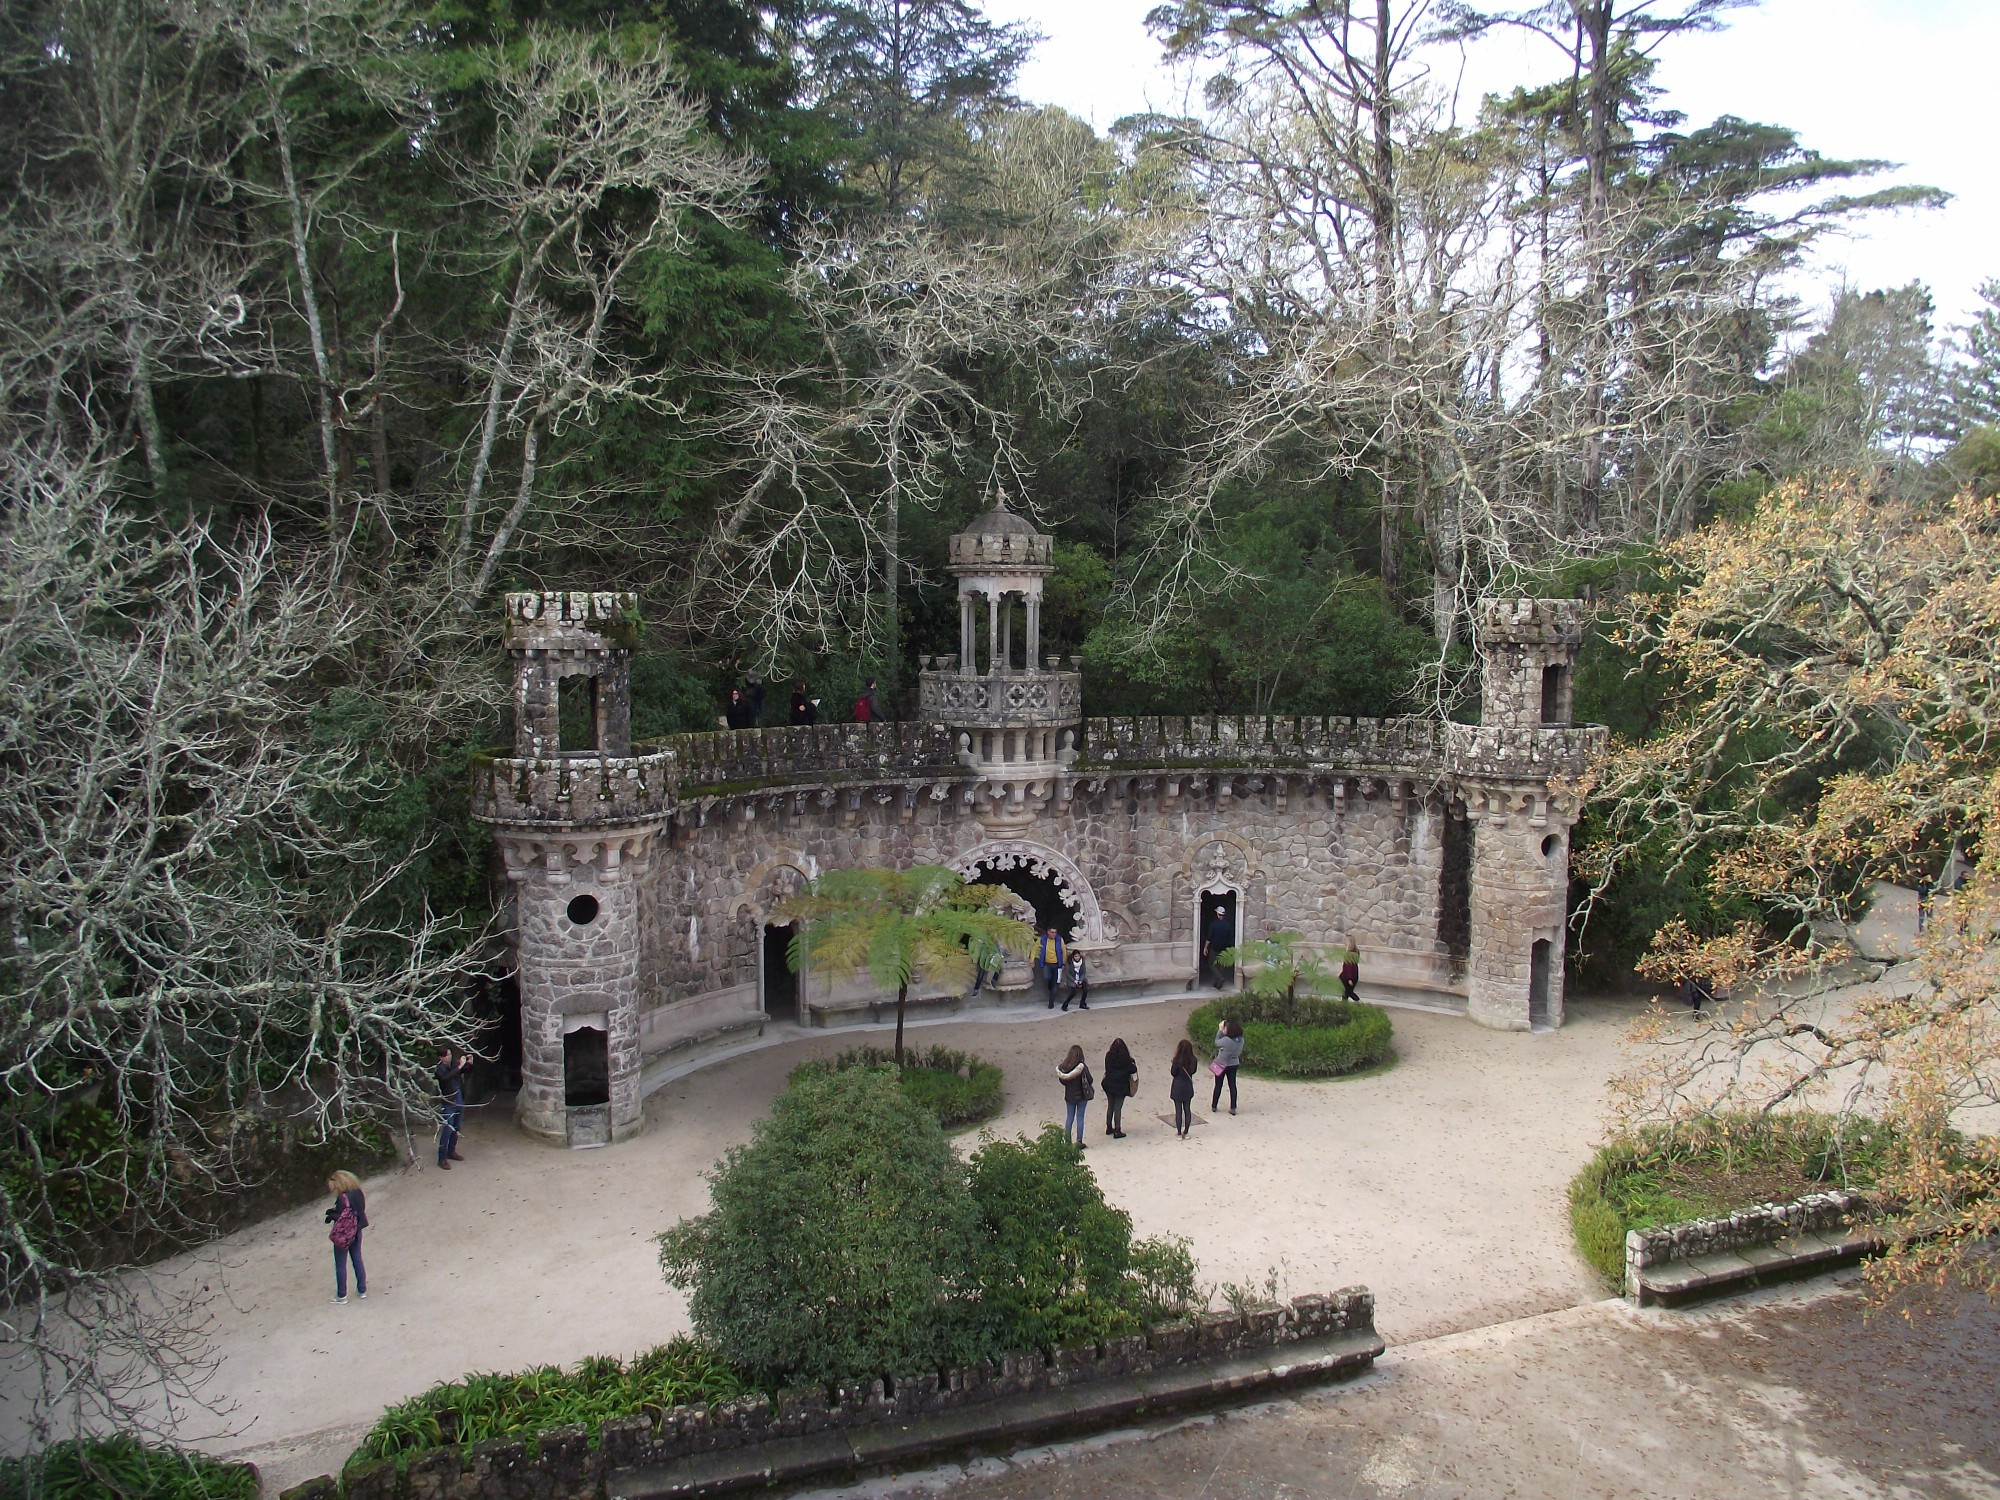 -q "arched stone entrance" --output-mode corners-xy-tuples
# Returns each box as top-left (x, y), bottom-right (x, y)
(950, 840), (1106, 943)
